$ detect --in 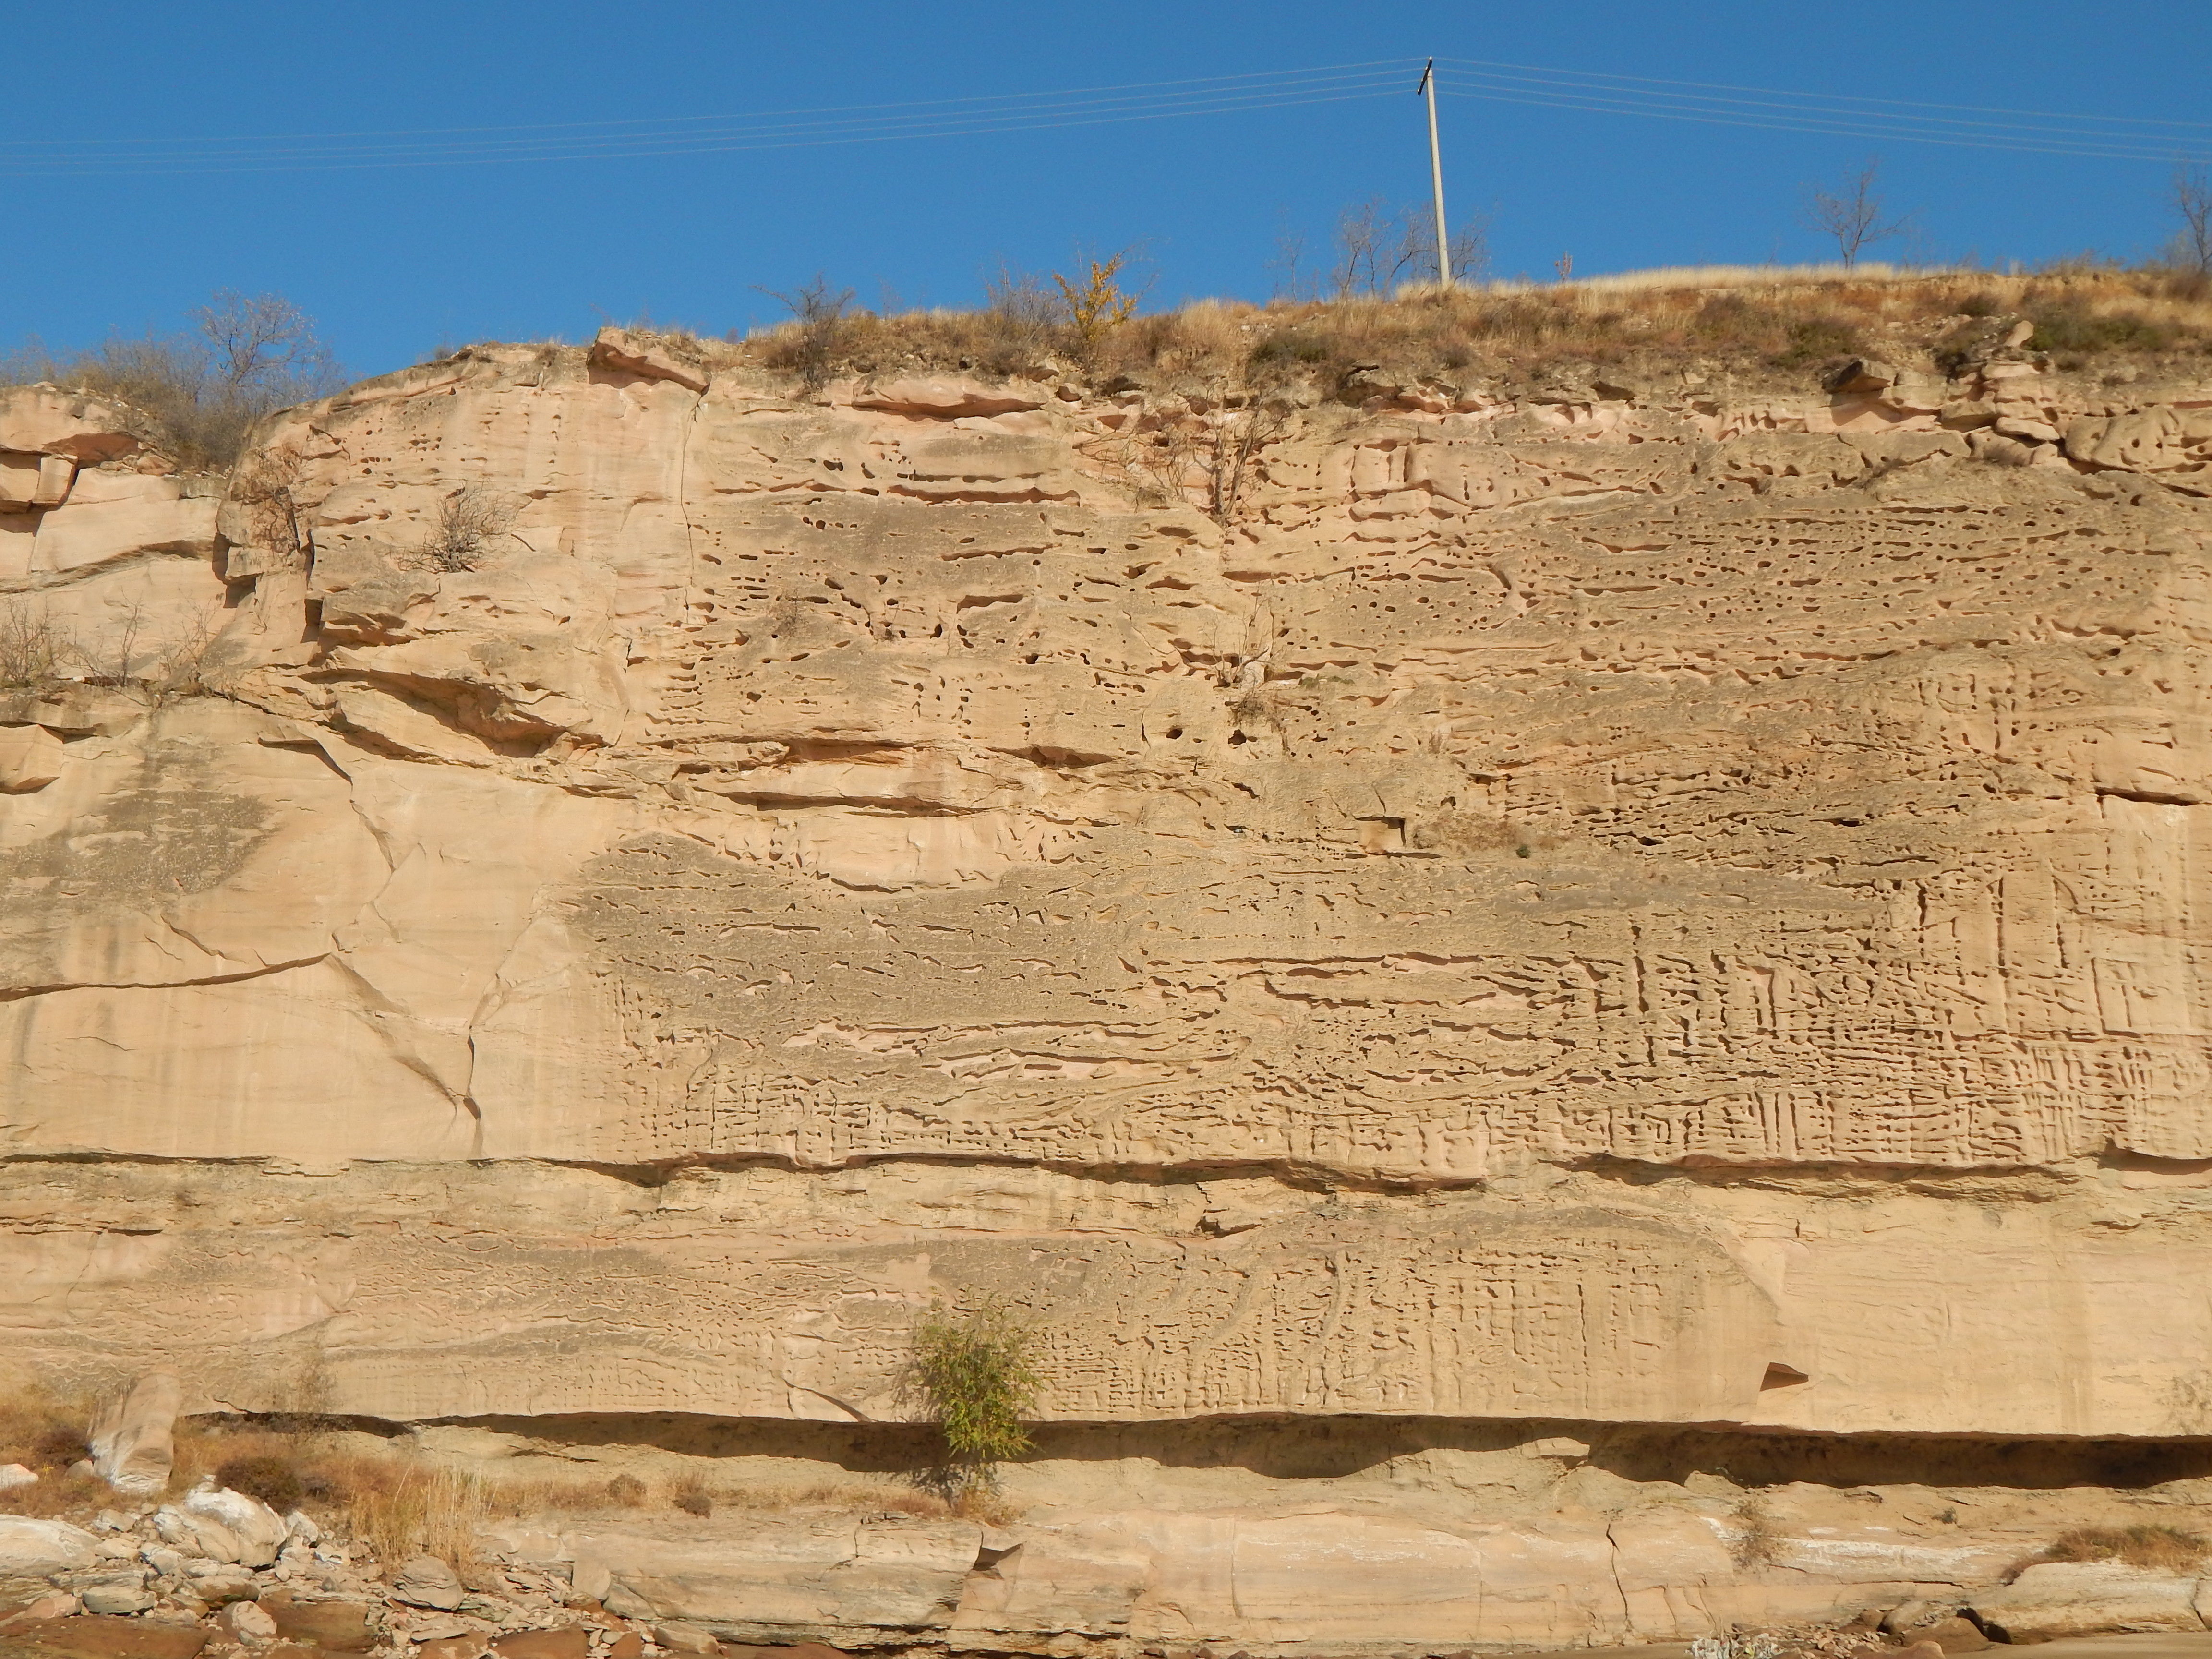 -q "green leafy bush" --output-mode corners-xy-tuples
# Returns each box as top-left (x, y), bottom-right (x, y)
(908, 1298), (1041, 1502)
